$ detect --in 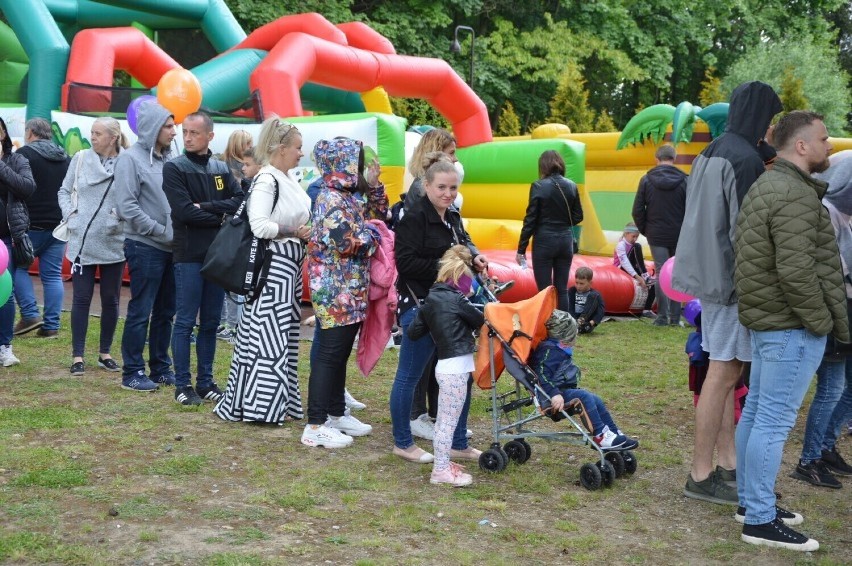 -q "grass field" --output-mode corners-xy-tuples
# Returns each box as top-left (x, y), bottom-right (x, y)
(0, 313), (849, 565)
